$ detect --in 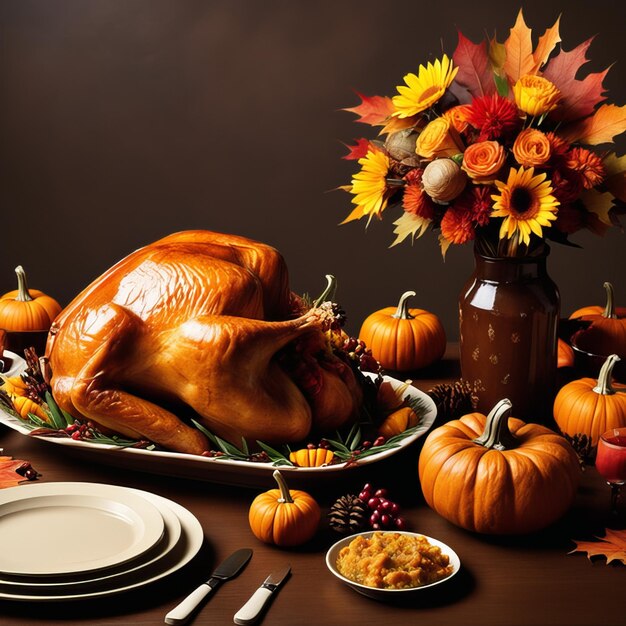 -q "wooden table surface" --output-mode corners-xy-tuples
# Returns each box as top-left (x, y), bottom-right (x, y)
(0, 345), (623, 626)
